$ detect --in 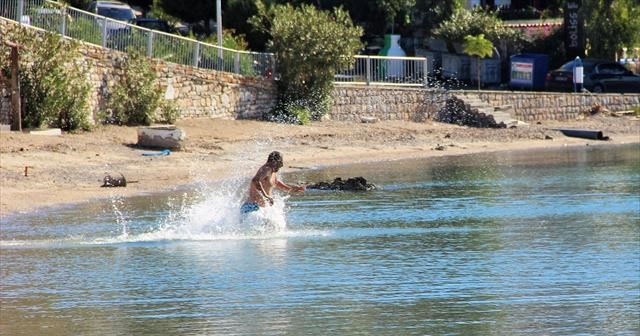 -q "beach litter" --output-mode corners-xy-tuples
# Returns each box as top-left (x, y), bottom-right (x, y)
(141, 149), (171, 156)
(553, 128), (610, 140)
